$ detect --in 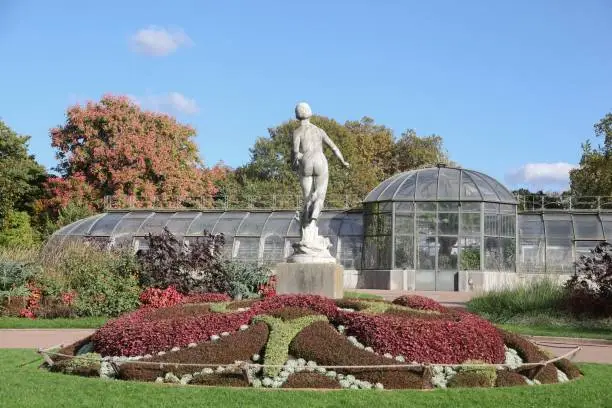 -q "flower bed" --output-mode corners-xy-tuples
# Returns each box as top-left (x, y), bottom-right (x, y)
(47, 294), (581, 390)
